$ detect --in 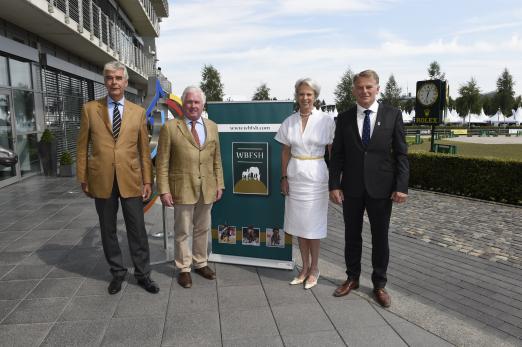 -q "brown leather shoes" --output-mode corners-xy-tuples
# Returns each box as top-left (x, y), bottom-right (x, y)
(195, 266), (216, 280)
(178, 272), (192, 288)
(374, 288), (391, 307)
(333, 279), (359, 297)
